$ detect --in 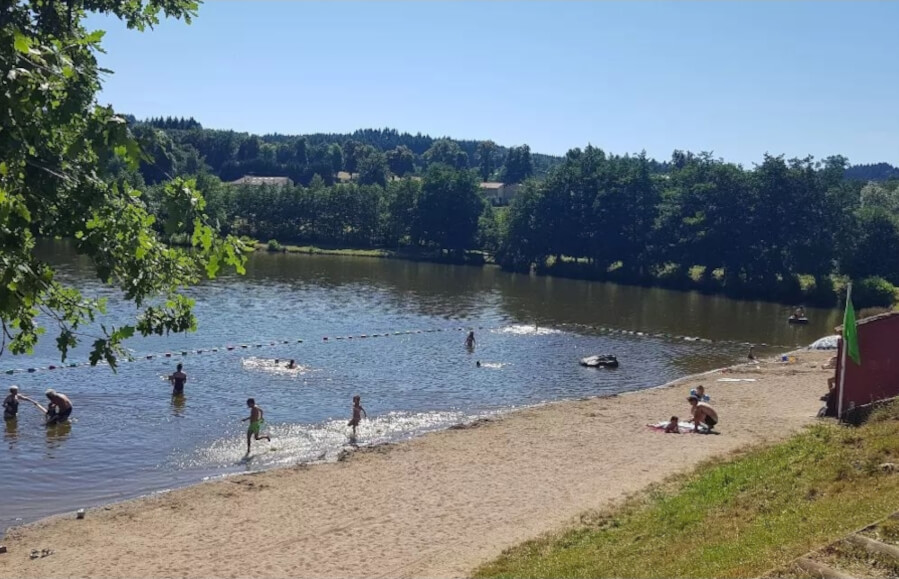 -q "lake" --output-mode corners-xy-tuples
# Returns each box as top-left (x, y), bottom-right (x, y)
(1, 242), (839, 529)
